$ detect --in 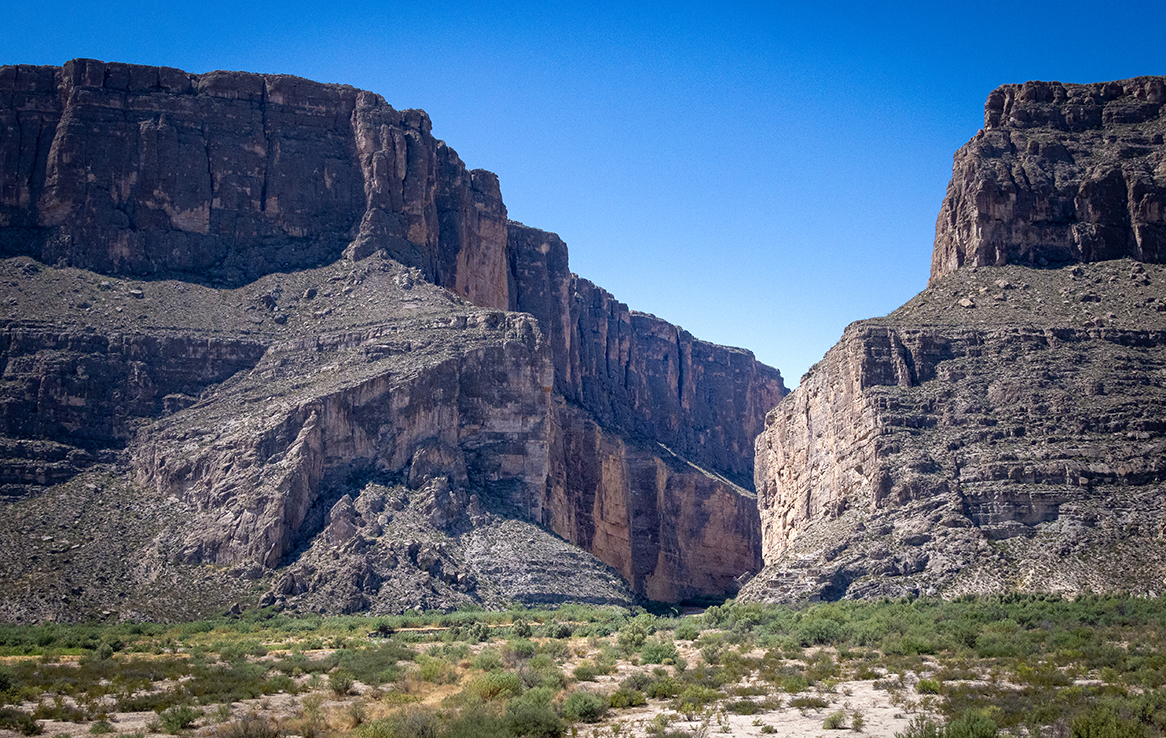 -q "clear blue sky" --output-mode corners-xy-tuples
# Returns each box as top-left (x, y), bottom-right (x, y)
(4, 1), (1163, 384)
